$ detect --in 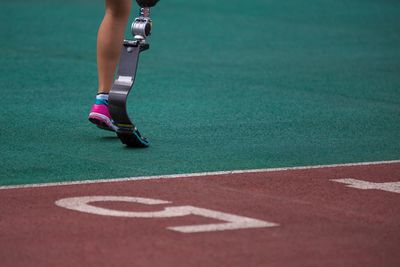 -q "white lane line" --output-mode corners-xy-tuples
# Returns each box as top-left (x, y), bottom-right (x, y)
(1, 159), (399, 190)
(331, 178), (400, 194)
